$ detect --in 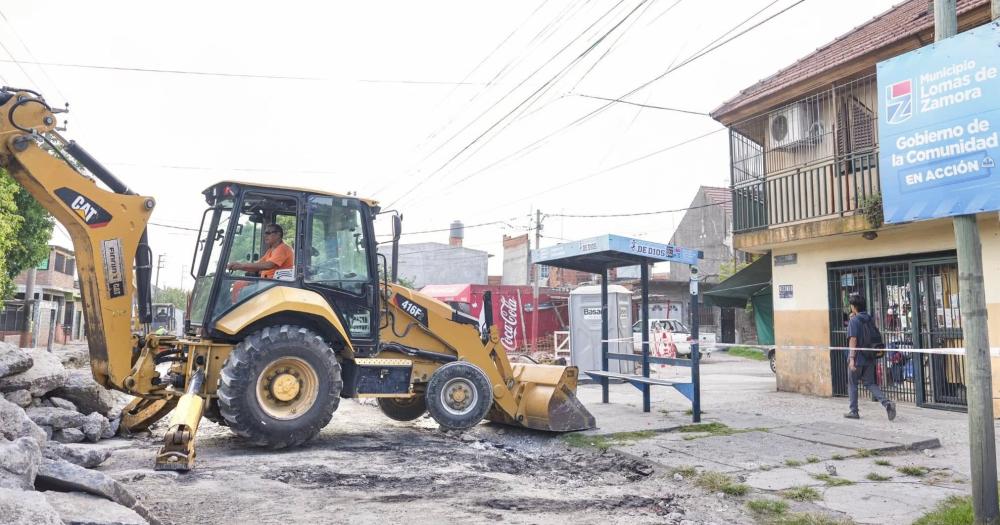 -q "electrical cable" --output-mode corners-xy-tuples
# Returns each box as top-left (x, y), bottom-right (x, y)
(570, 93), (707, 115)
(388, 1), (632, 205)
(0, 9), (67, 102)
(0, 39), (38, 88)
(418, 0), (804, 200)
(387, 0), (647, 210)
(549, 200), (730, 218)
(0, 59), (322, 81)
